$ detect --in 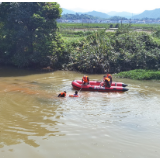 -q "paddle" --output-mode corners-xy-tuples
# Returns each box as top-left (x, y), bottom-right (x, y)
(78, 81), (86, 96)
(78, 83), (83, 94)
